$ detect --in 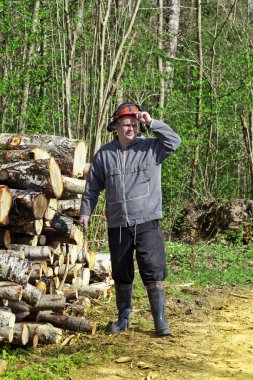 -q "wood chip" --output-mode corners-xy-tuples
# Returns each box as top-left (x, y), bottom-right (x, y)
(115, 356), (132, 363)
